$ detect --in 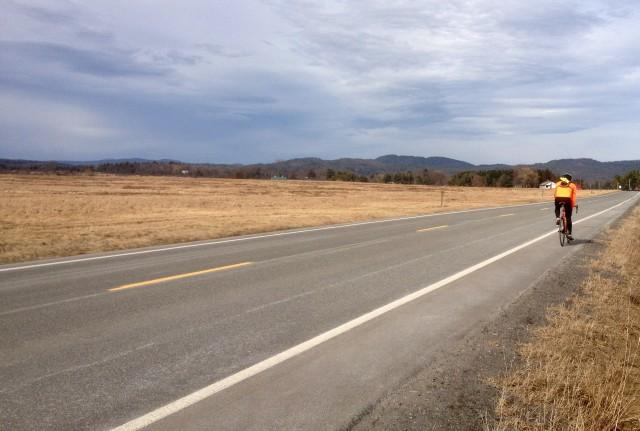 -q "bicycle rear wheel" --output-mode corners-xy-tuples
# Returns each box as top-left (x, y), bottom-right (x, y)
(558, 206), (567, 247)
